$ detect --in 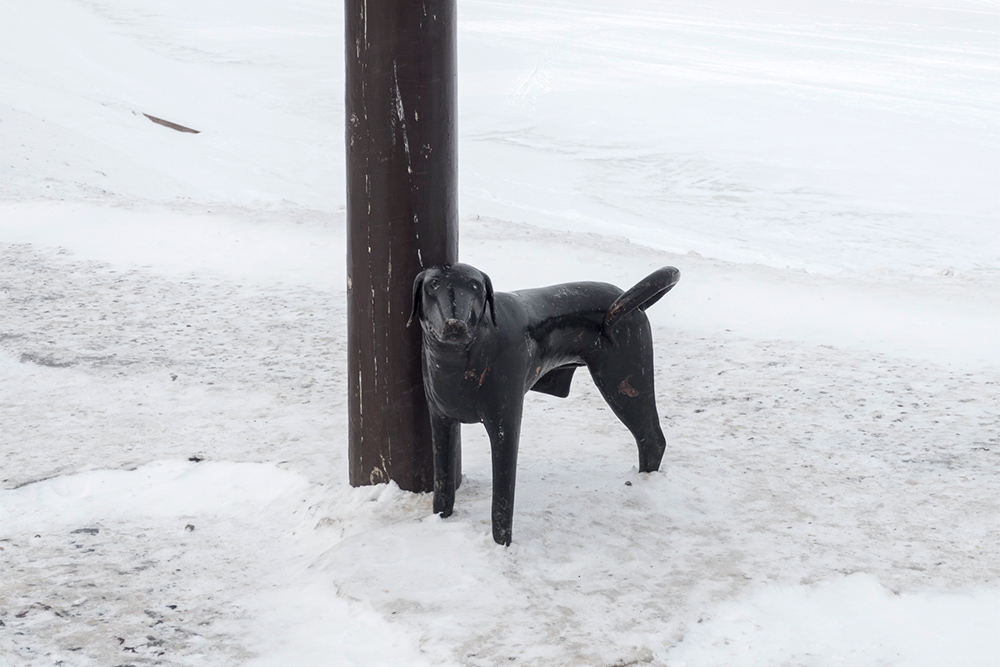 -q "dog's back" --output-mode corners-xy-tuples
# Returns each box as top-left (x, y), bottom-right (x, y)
(511, 266), (679, 344)
(510, 281), (622, 343)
